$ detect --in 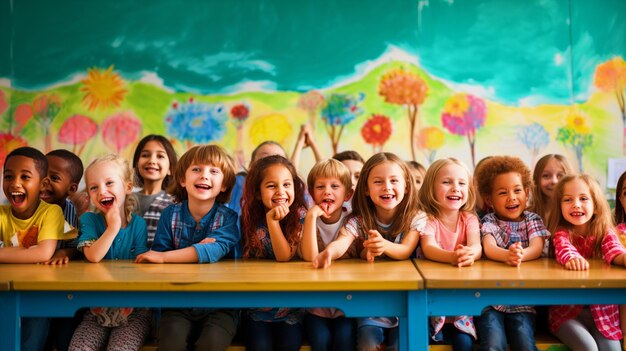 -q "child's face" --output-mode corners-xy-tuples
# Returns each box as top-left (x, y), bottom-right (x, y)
(540, 158), (566, 199)
(260, 164), (295, 210)
(619, 184), (626, 215)
(40, 155), (76, 207)
(181, 163), (226, 203)
(312, 177), (350, 218)
(252, 144), (286, 163)
(2, 156), (43, 220)
(137, 141), (171, 185)
(434, 164), (469, 213)
(487, 172), (528, 222)
(366, 161), (406, 213)
(86, 162), (132, 214)
(410, 168), (424, 192)
(341, 159), (363, 191)
(560, 178), (594, 231)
